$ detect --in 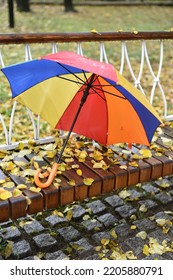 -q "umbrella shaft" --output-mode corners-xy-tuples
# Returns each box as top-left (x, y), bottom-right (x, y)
(57, 92), (89, 162)
(81, 74), (95, 105)
(57, 74), (96, 163)
(57, 102), (83, 163)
